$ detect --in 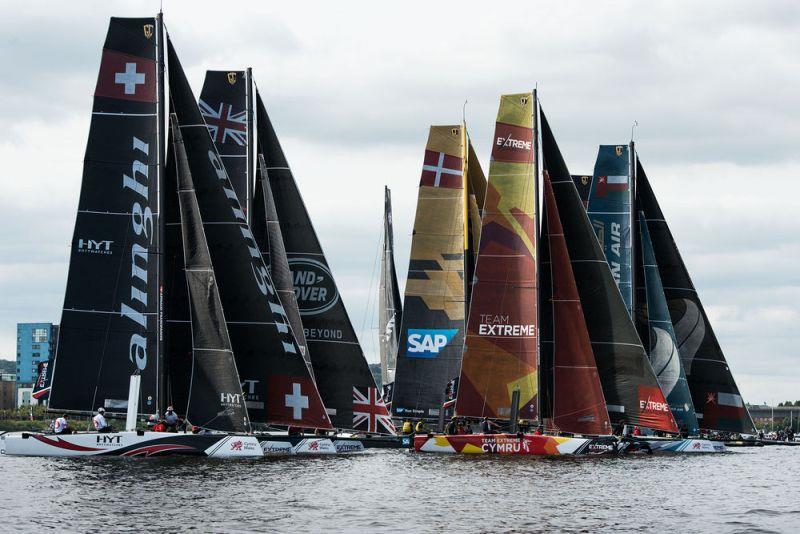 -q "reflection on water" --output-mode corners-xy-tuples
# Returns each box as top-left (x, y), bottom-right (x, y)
(1, 446), (798, 532)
